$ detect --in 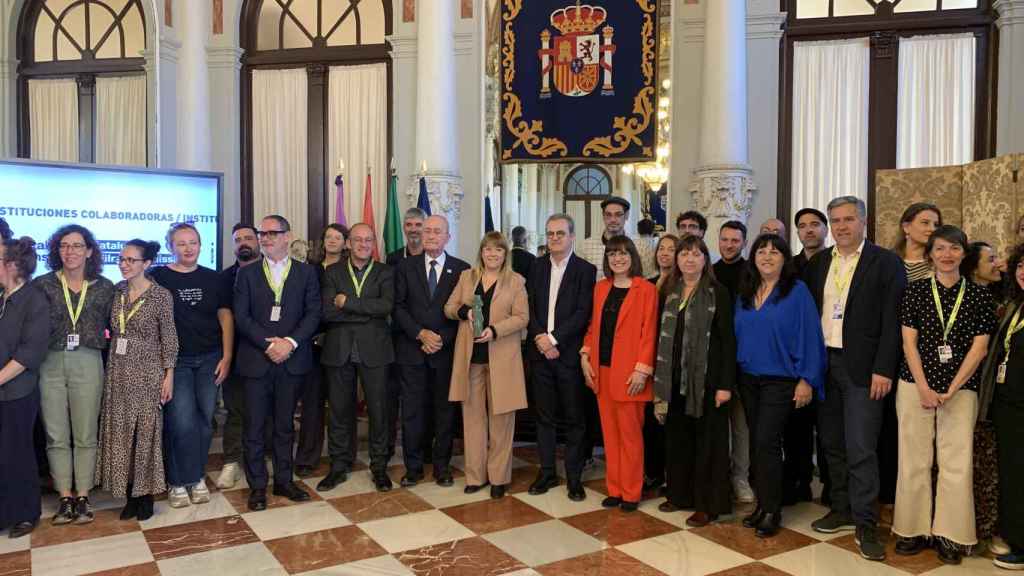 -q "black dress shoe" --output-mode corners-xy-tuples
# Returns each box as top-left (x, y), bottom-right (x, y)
(658, 501), (681, 513)
(136, 495), (154, 521)
(490, 485), (507, 499)
(316, 470), (349, 492)
(755, 512), (782, 538)
(294, 465), (315, 478)
(248, 488), (268, 511)
(8, 520), (36, 539)
(273, 482), (311, 502)
(373, 472), (393, 492)
(936, 540), (962, 565)
(620, 500), (639, 512)
(120, 496), (139, 520)
(895, 536), (929, 556)
(567, 481), (586, 502)
(742, 507), (766, 528)
(464, 482), (490, 494)
(400, 473), (424, 487)
(435, 470), (454, 487)
(528, 473), (560, 496)
(602, 496), (622, 508)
